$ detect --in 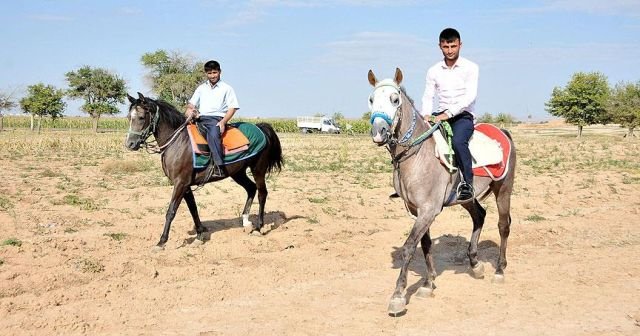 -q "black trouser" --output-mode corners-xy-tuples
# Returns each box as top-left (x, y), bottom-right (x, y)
(449, 112), (474, 184)
(200, 116), (225, 166)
